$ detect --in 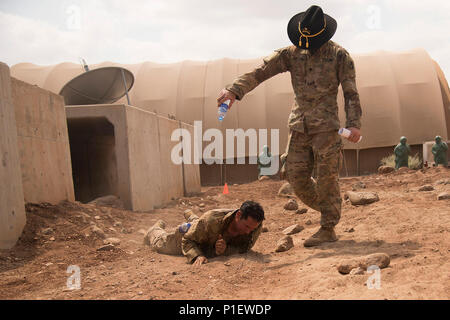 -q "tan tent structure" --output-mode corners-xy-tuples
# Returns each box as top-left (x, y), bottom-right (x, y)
(11, 48), (450, 184)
